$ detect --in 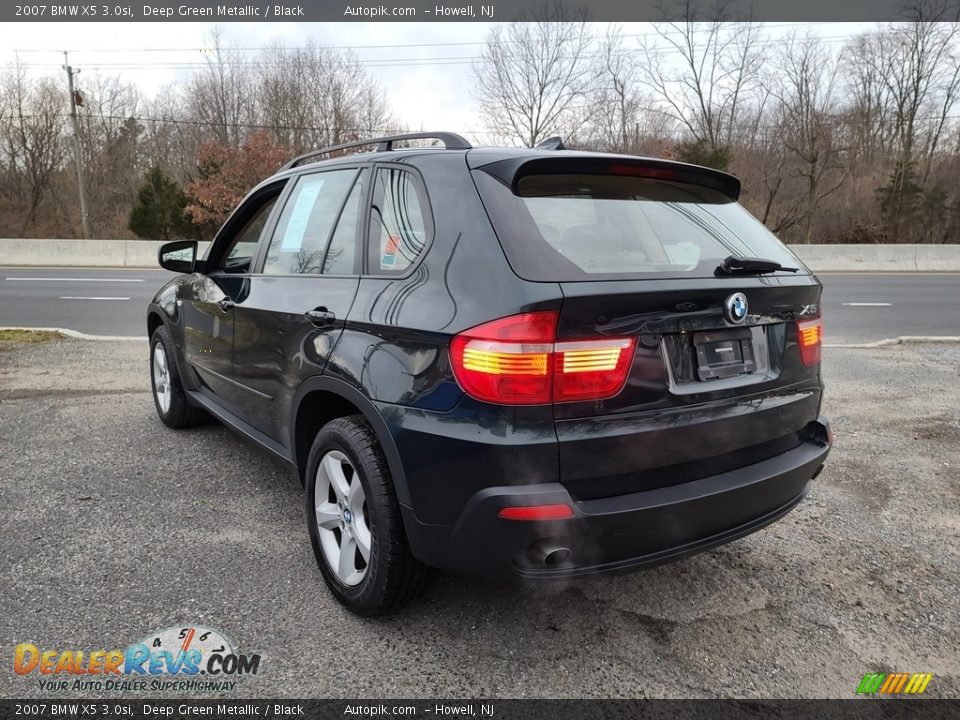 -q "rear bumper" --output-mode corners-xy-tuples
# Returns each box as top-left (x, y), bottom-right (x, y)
(402, 420), (830, 579)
